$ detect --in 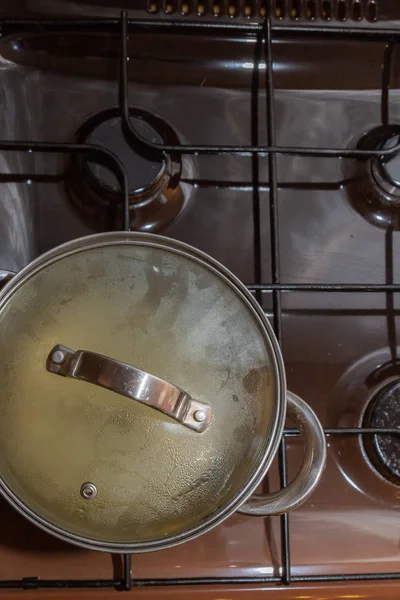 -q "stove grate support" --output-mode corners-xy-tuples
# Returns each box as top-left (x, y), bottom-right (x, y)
(0, 5), (399, 590)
